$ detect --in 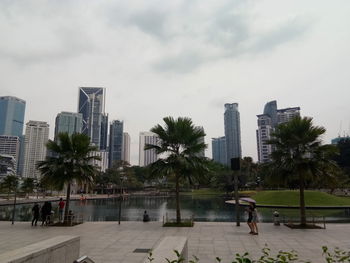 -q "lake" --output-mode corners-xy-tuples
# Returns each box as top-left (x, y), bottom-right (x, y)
(1, 195), (350, 223)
